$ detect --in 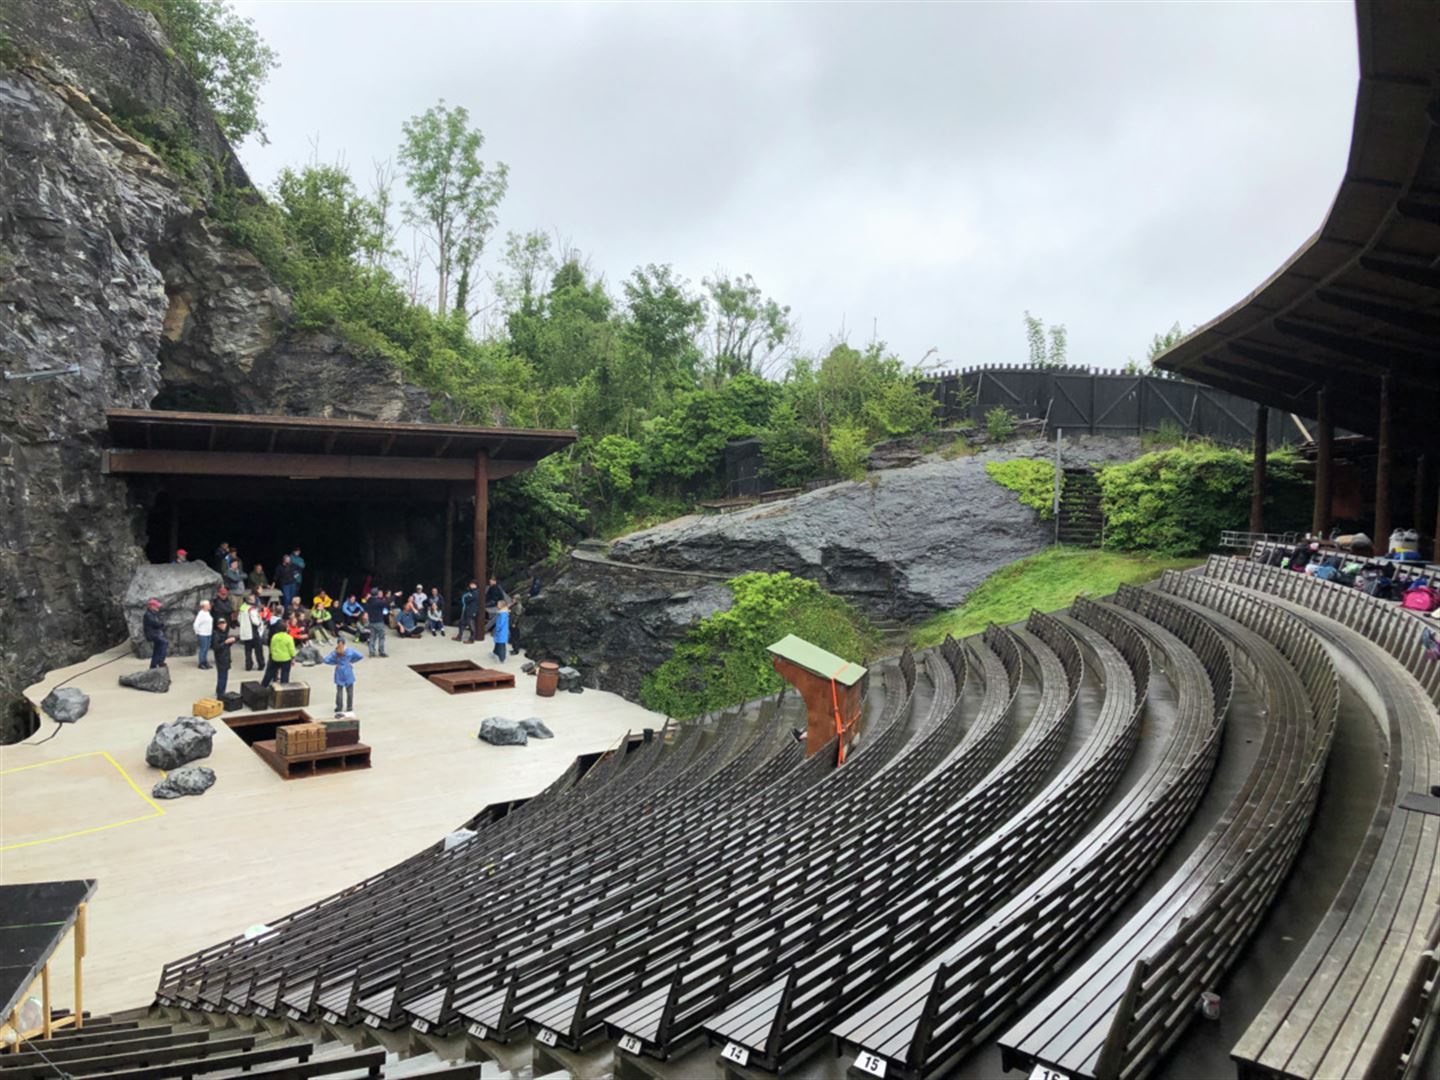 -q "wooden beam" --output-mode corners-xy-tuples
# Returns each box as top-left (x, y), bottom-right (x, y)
(104, 449), (476, 482)
(433, 435), (453, 458)
(74, 904), (84, 1031)
(473, 450), (489, 587)
(1359, 253), (1440, 289)
(1315, 287), (1440, 336)
(1376, 374), (1393, 550)
(1250, 403), (1268, 533)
